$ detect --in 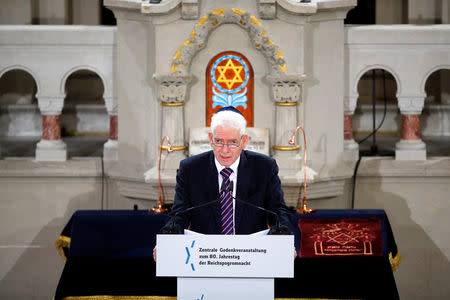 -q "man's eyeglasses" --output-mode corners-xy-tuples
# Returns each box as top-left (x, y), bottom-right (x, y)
(211, 139), (242, 149)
